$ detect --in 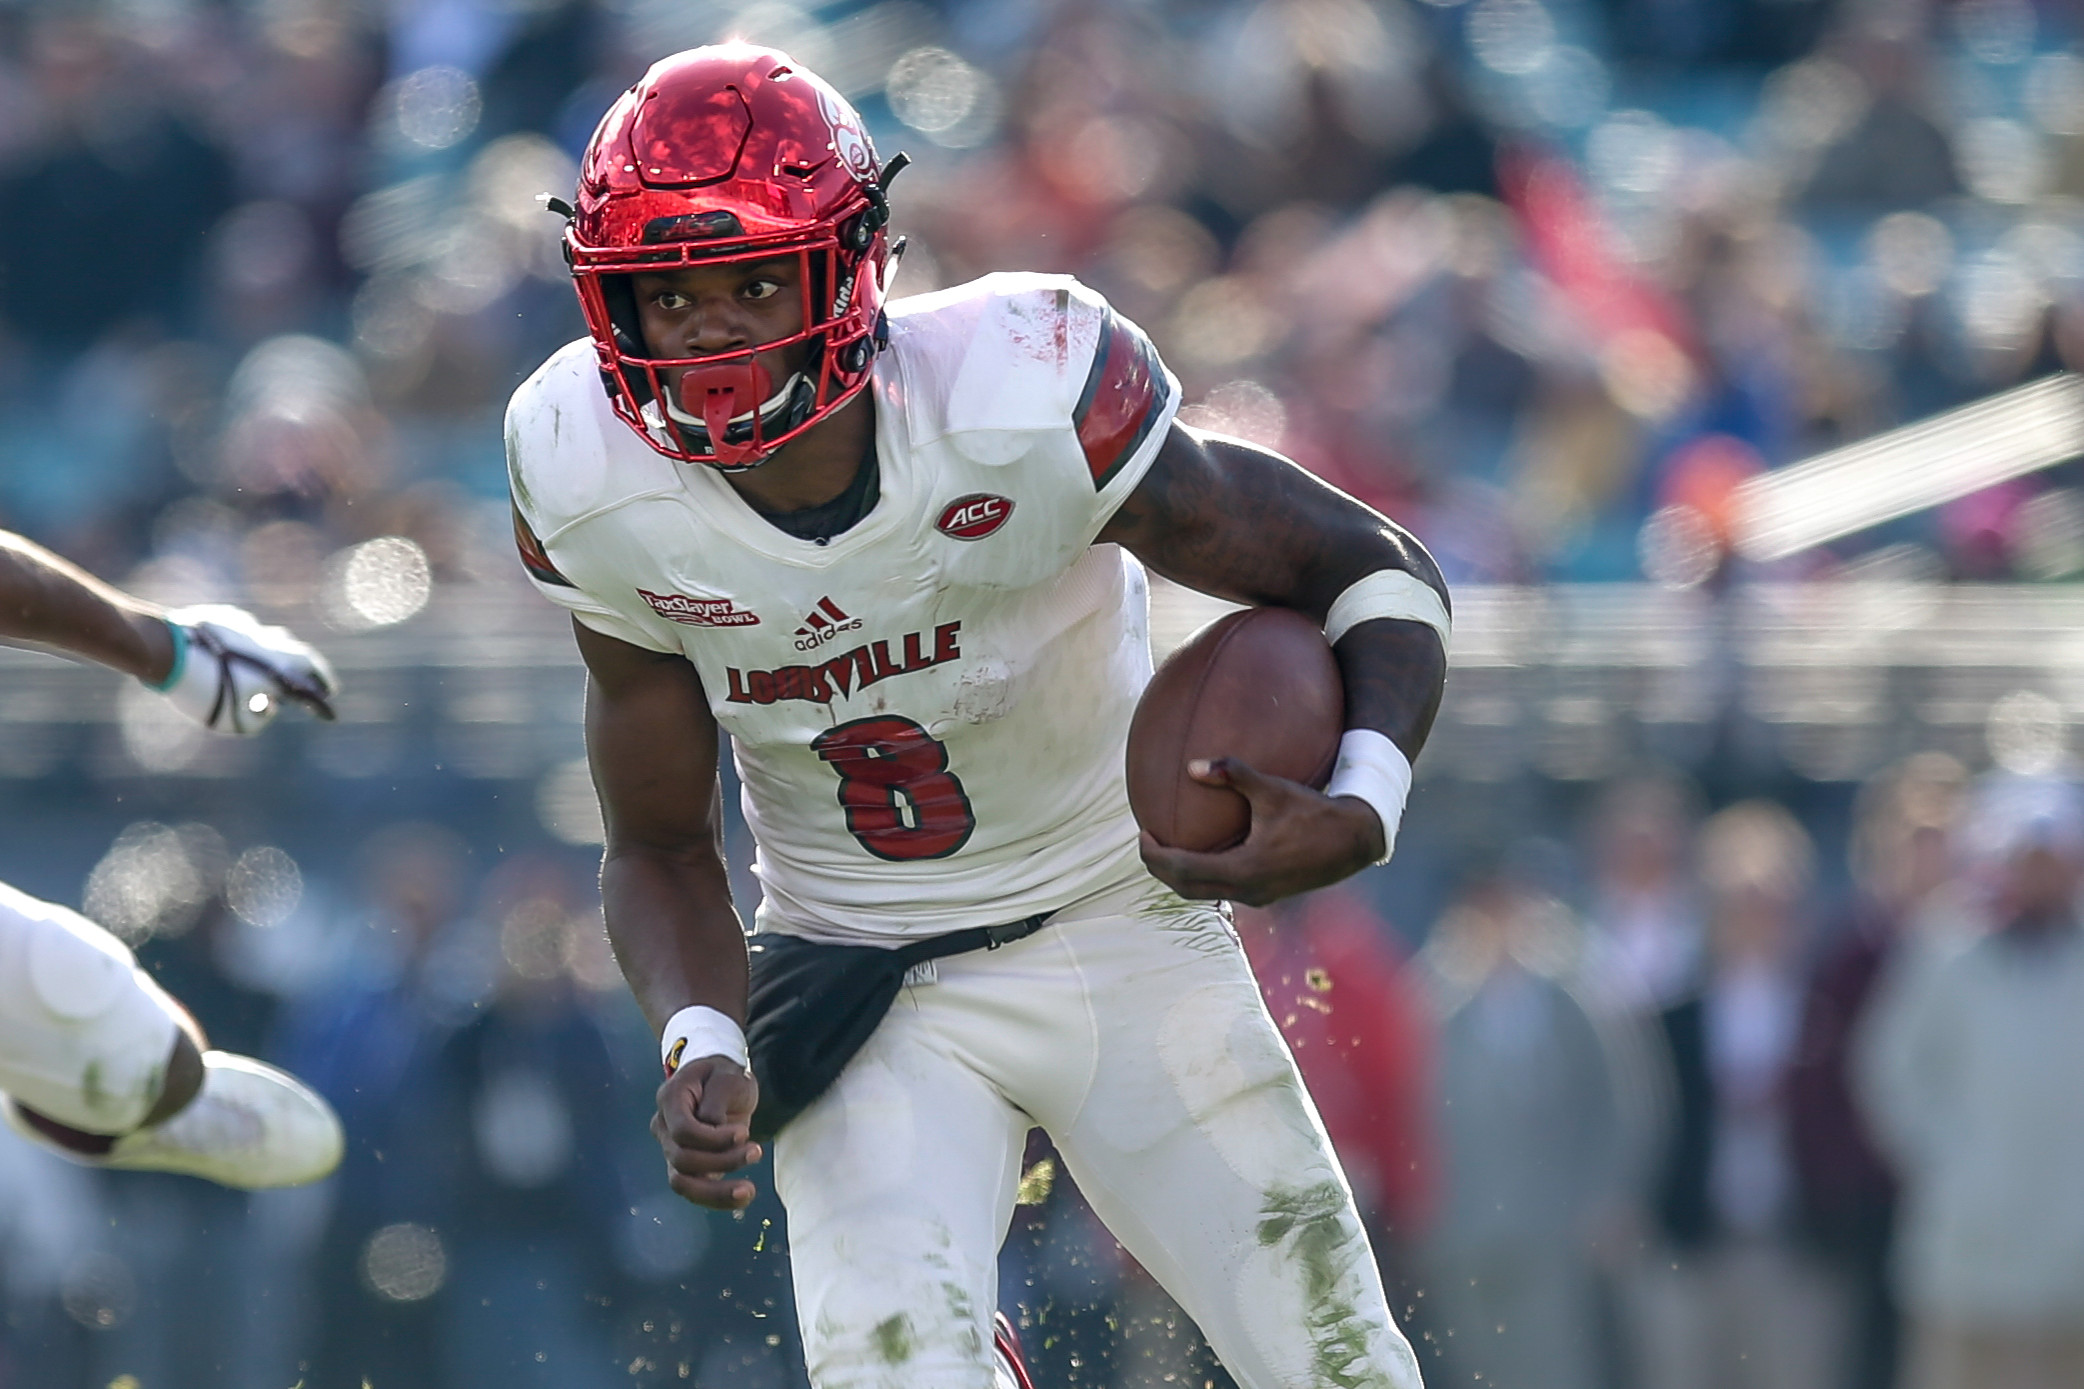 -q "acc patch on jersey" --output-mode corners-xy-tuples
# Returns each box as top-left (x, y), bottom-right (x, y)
(937, 493), (1014, 540)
